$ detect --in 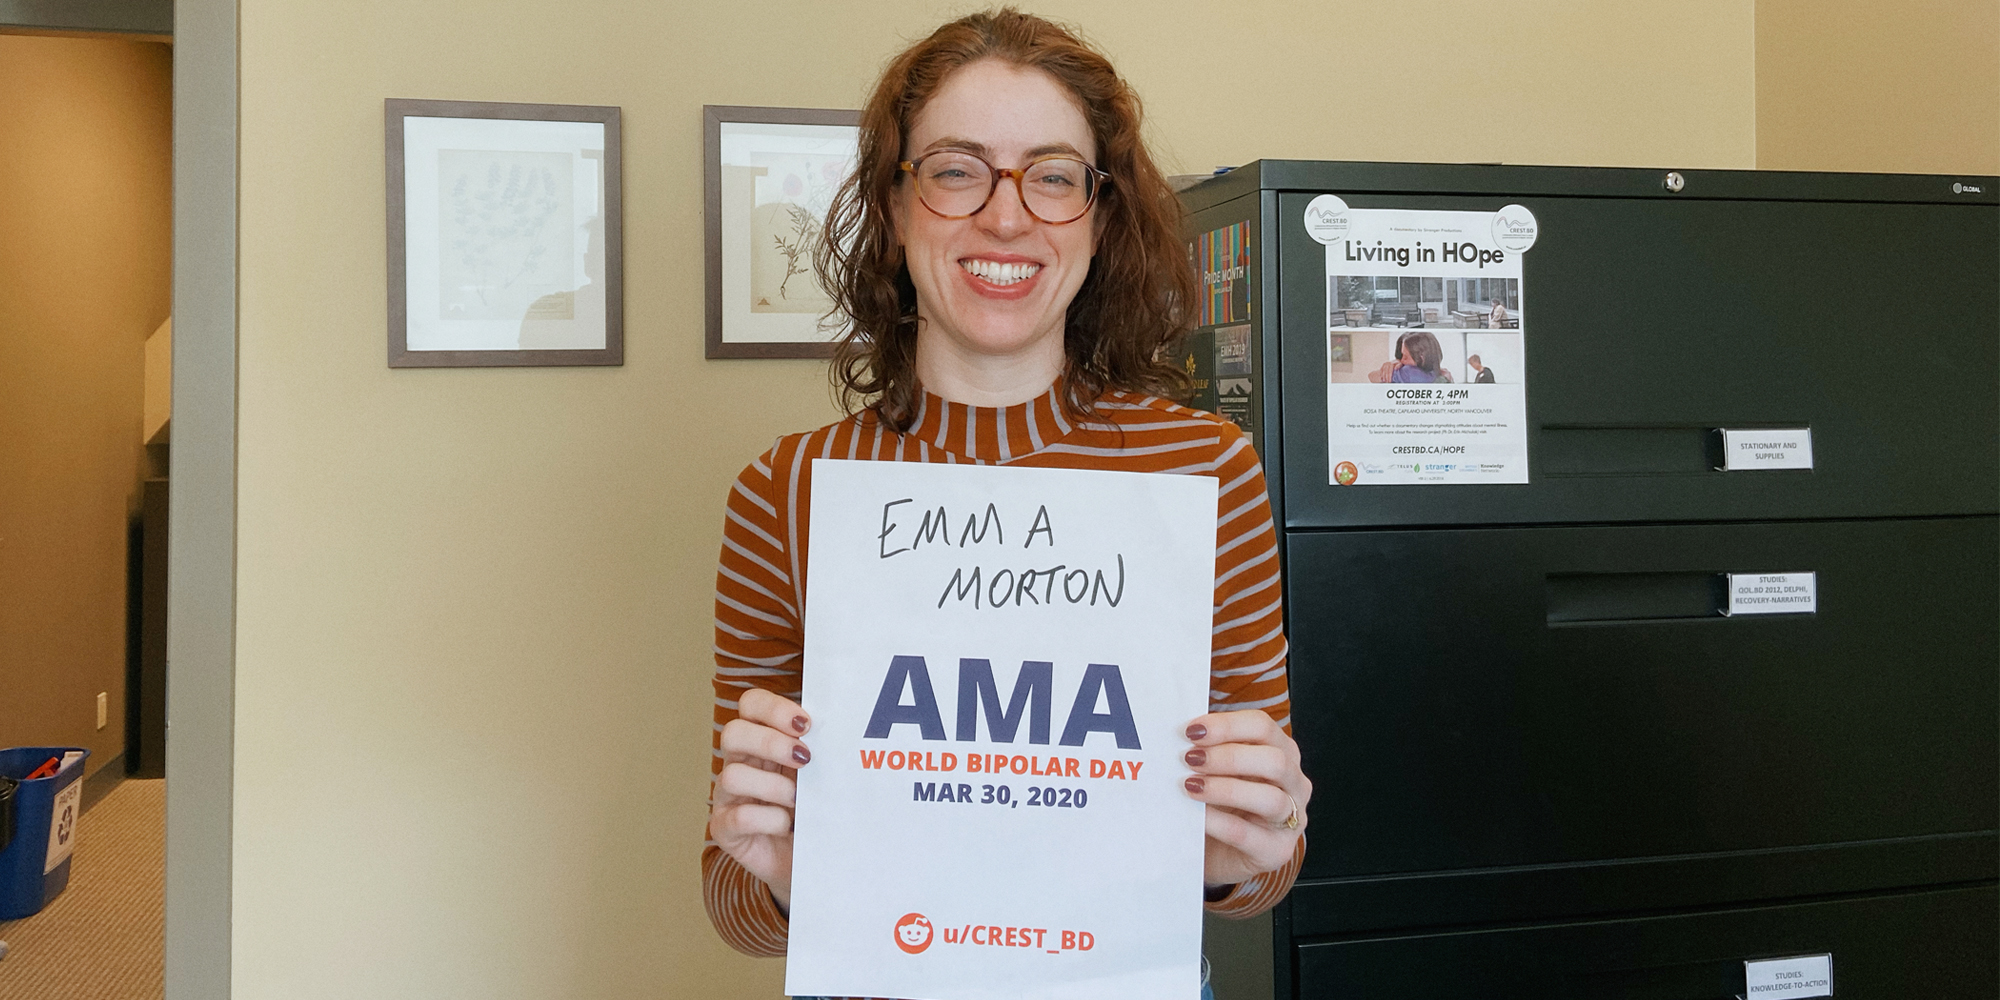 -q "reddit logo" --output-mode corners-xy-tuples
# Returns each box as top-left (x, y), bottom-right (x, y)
(893, 913), (933, 954)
